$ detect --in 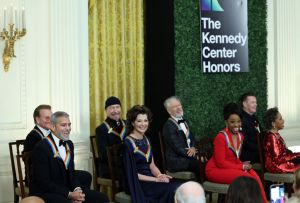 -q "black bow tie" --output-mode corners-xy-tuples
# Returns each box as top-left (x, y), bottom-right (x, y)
(59, 140), (67, 147)
(178, 119), (186, 124)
